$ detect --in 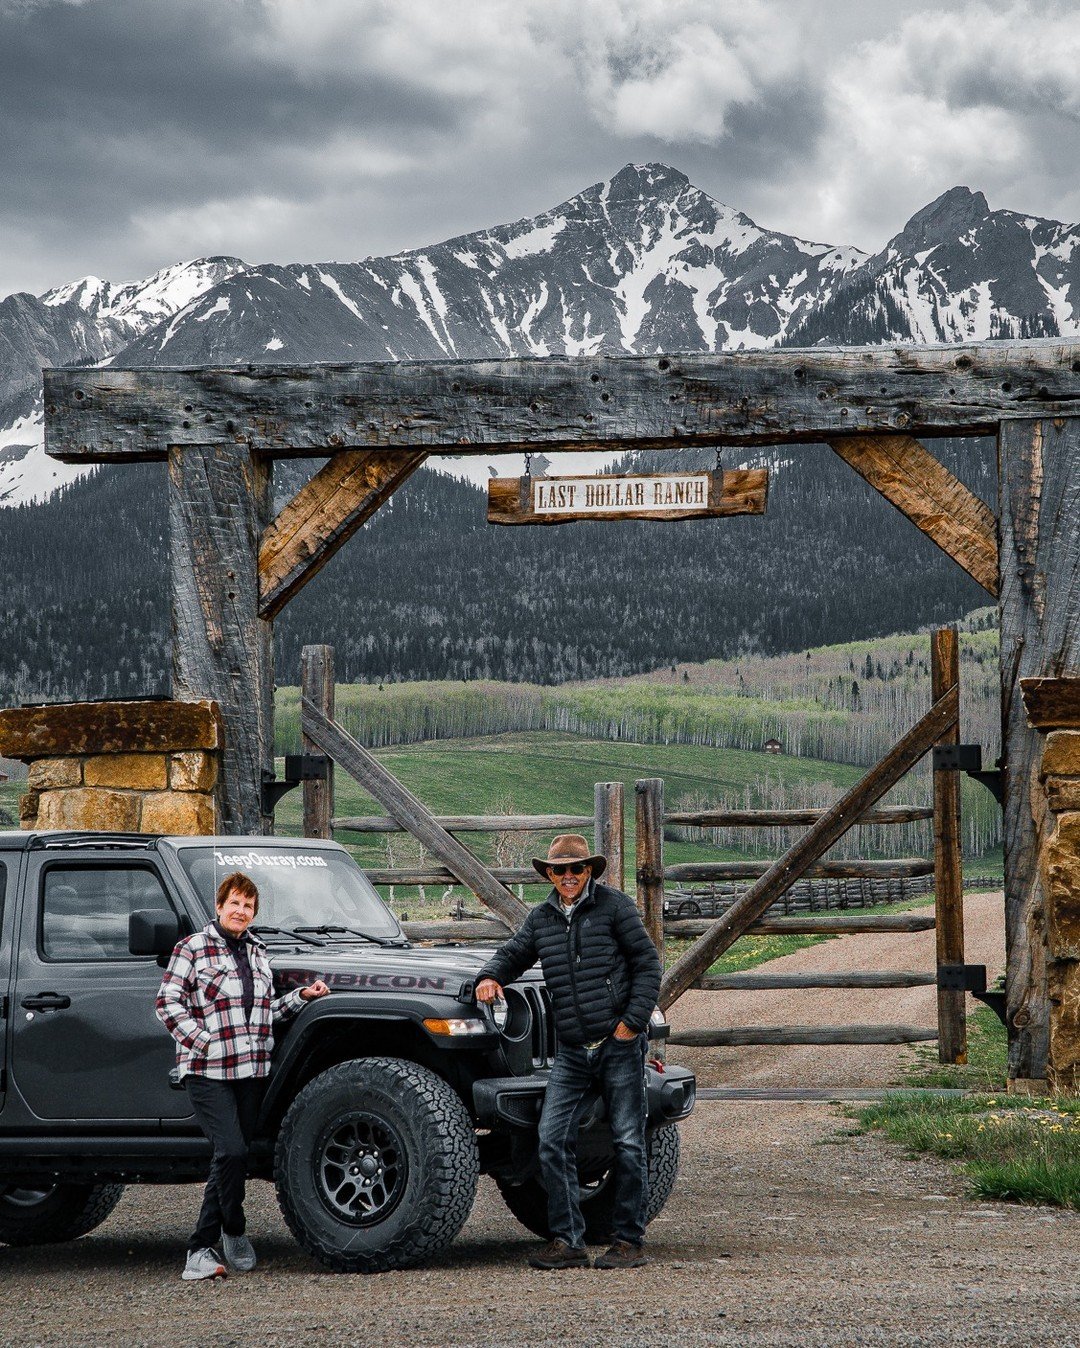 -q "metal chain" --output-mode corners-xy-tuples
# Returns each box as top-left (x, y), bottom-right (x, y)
(524, 452), (532, 479)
